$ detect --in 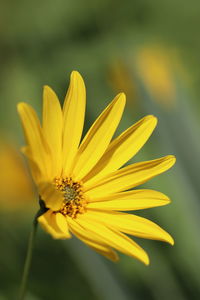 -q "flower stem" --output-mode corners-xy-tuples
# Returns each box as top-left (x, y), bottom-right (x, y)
(19, 218), (38, 300)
